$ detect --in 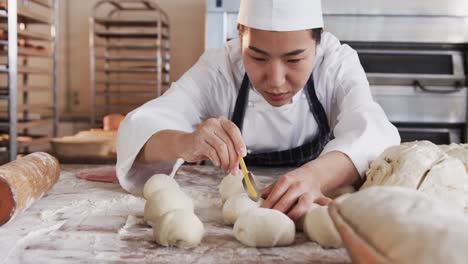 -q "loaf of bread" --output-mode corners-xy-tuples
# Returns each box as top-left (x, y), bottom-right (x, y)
(0, 152), (60, 226)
